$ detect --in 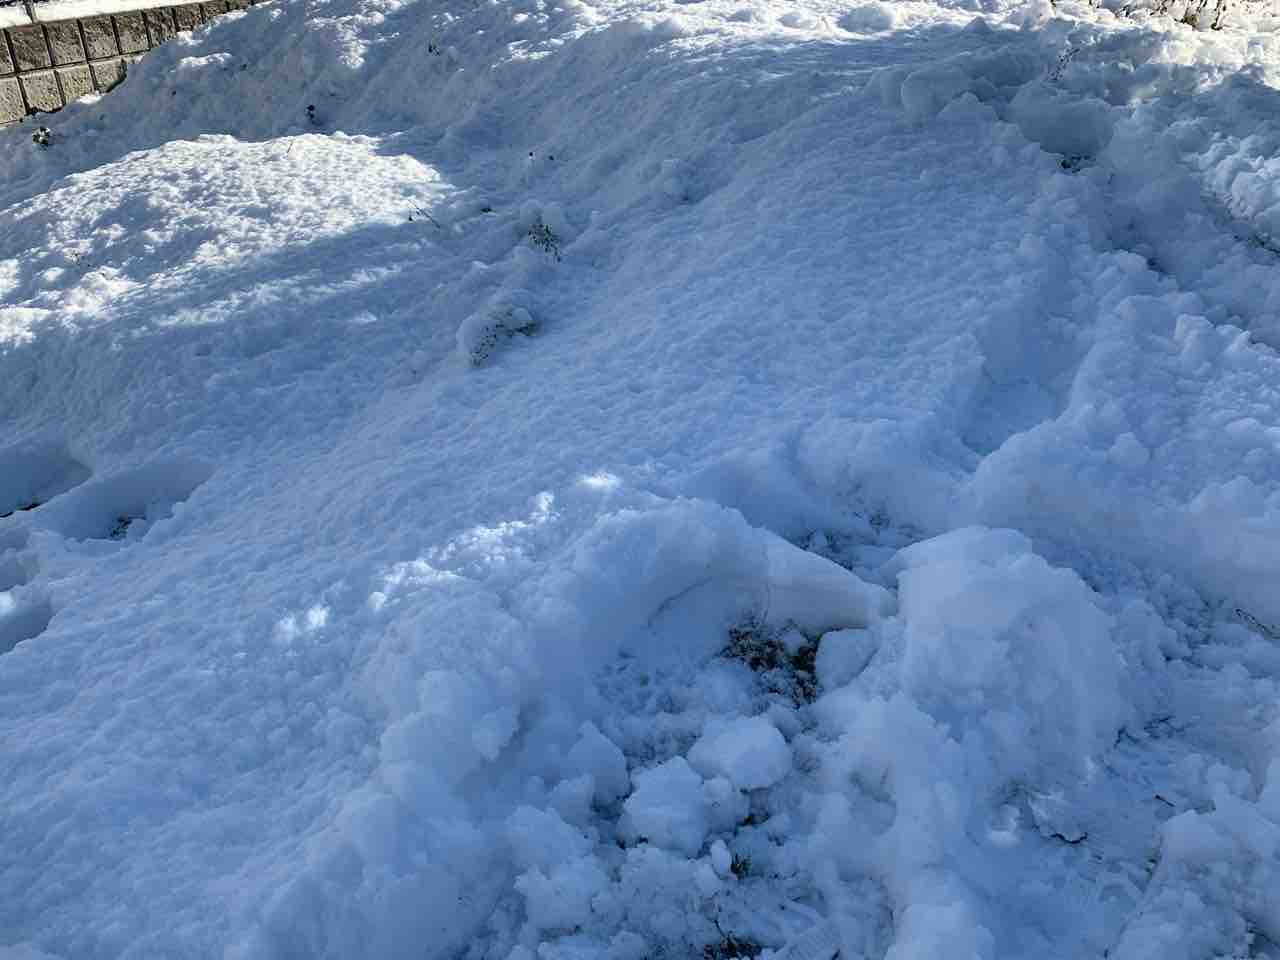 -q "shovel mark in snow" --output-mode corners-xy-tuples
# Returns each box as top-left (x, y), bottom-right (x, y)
(33, 459), (214, 542)
(0, 546), (32, 592)
(0, 594), (52, 656)
(0, 441), (92, 520)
